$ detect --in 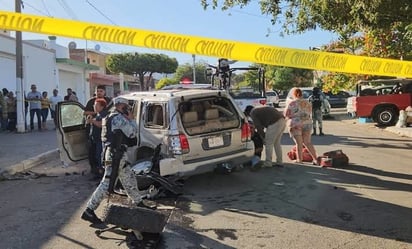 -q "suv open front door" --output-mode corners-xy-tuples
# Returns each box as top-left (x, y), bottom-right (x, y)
(56, 101), (88, 165)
